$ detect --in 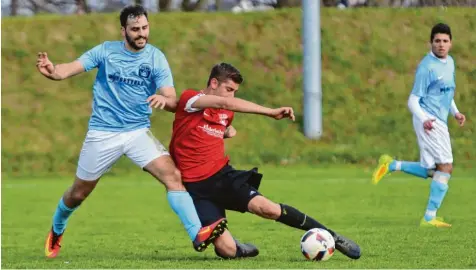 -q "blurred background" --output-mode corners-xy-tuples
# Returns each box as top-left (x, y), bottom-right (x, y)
(1, 0), (475, 177)
(1, 0), (475, 16)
